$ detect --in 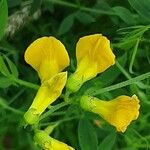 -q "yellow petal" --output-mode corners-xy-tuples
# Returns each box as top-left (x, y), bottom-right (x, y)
(25, 36), (70, 82)
(80, 95), (140, 132)
(24, 72), (67, 125)
(66, 56), (97, 92)
(51, 138), (74, 150)
(34, 130), (75, 150)
(76, 34), (115, 74)
(66, 34), (115, 93)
